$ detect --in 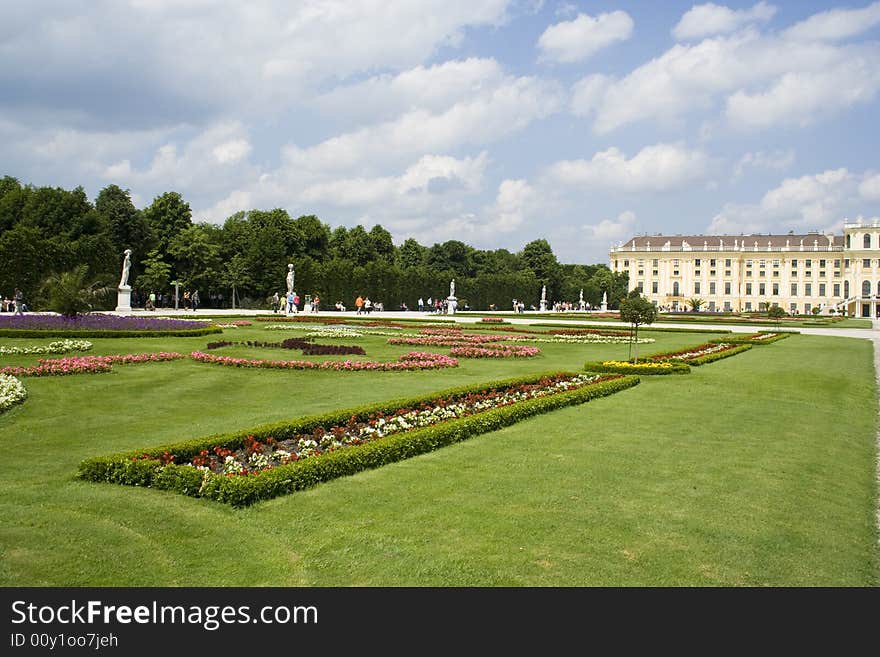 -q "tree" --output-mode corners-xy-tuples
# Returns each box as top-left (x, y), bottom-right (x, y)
(137, 249), (172, 296)
(768, 304), (786, 327)
(368, 224), (395, 262)
(95, 185), (152, 254)
(619, 290), (657, 363)
(688, 297), (705, 312)
(292, 214), (331, 260)
(143, 191), (192, 257)
(396, 238), (428, 269)
(40, 265), (112, 317)
(167, 224), (221, 291)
